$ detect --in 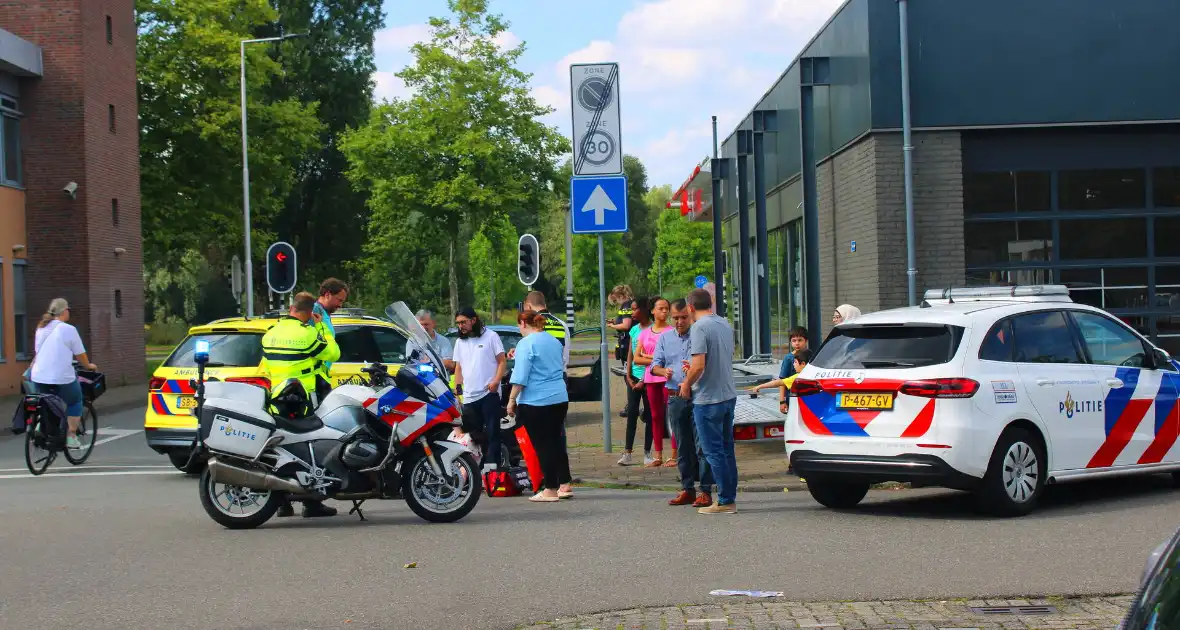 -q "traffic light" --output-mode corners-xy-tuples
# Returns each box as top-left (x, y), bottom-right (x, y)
(518, 233), (539, 286)
(266, 241), (298, 294)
